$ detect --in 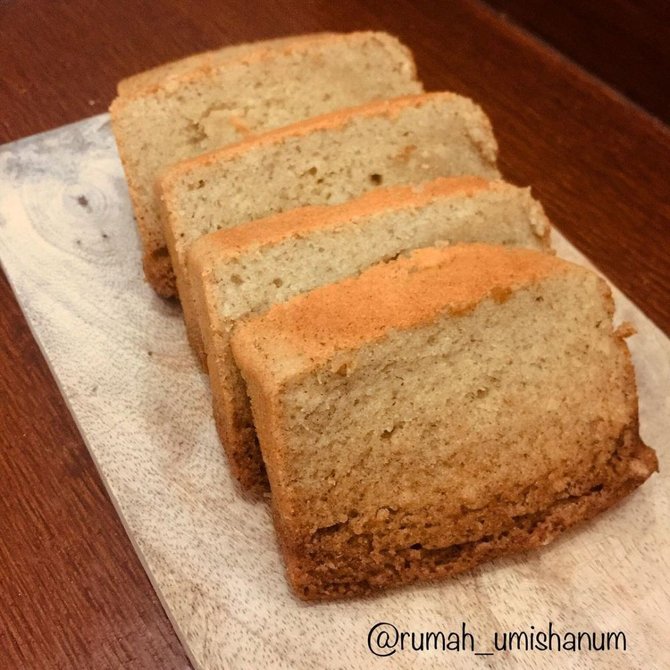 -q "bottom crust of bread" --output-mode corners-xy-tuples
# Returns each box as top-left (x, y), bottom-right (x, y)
(212, 395), (269, 496)
(144, 245), (177, 299)
(182, 297), (207, 371)
(187, 323), (208, 371)
(277, 425), (658, 601)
